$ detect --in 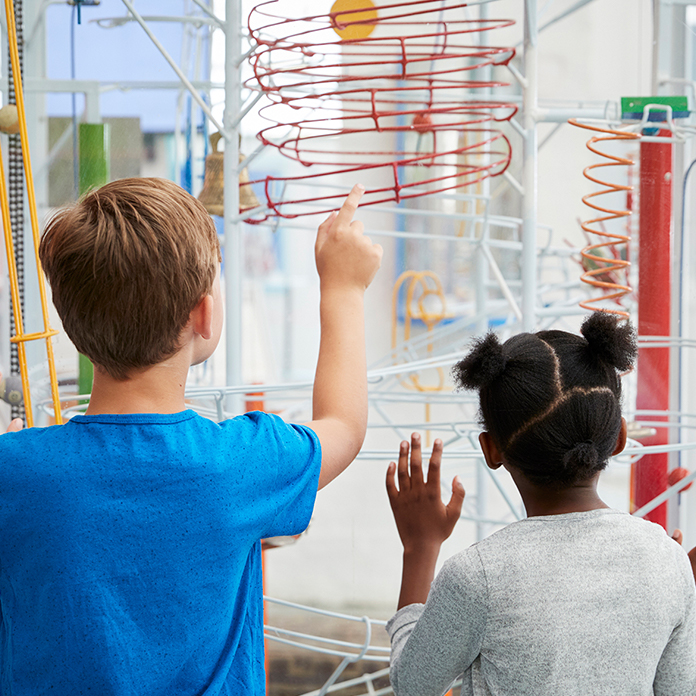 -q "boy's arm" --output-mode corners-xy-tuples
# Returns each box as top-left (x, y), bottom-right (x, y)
(303, 185), (382, 490)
